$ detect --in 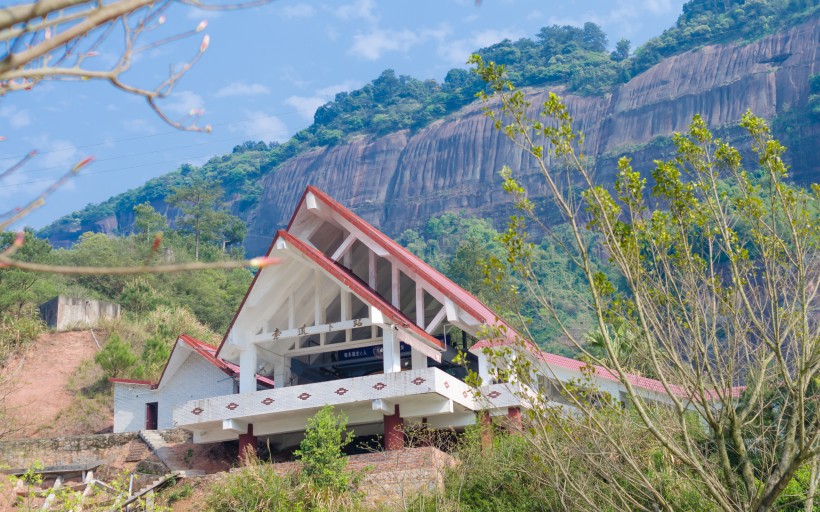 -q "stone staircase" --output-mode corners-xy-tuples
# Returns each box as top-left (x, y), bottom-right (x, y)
(138, 430), (205, 478)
